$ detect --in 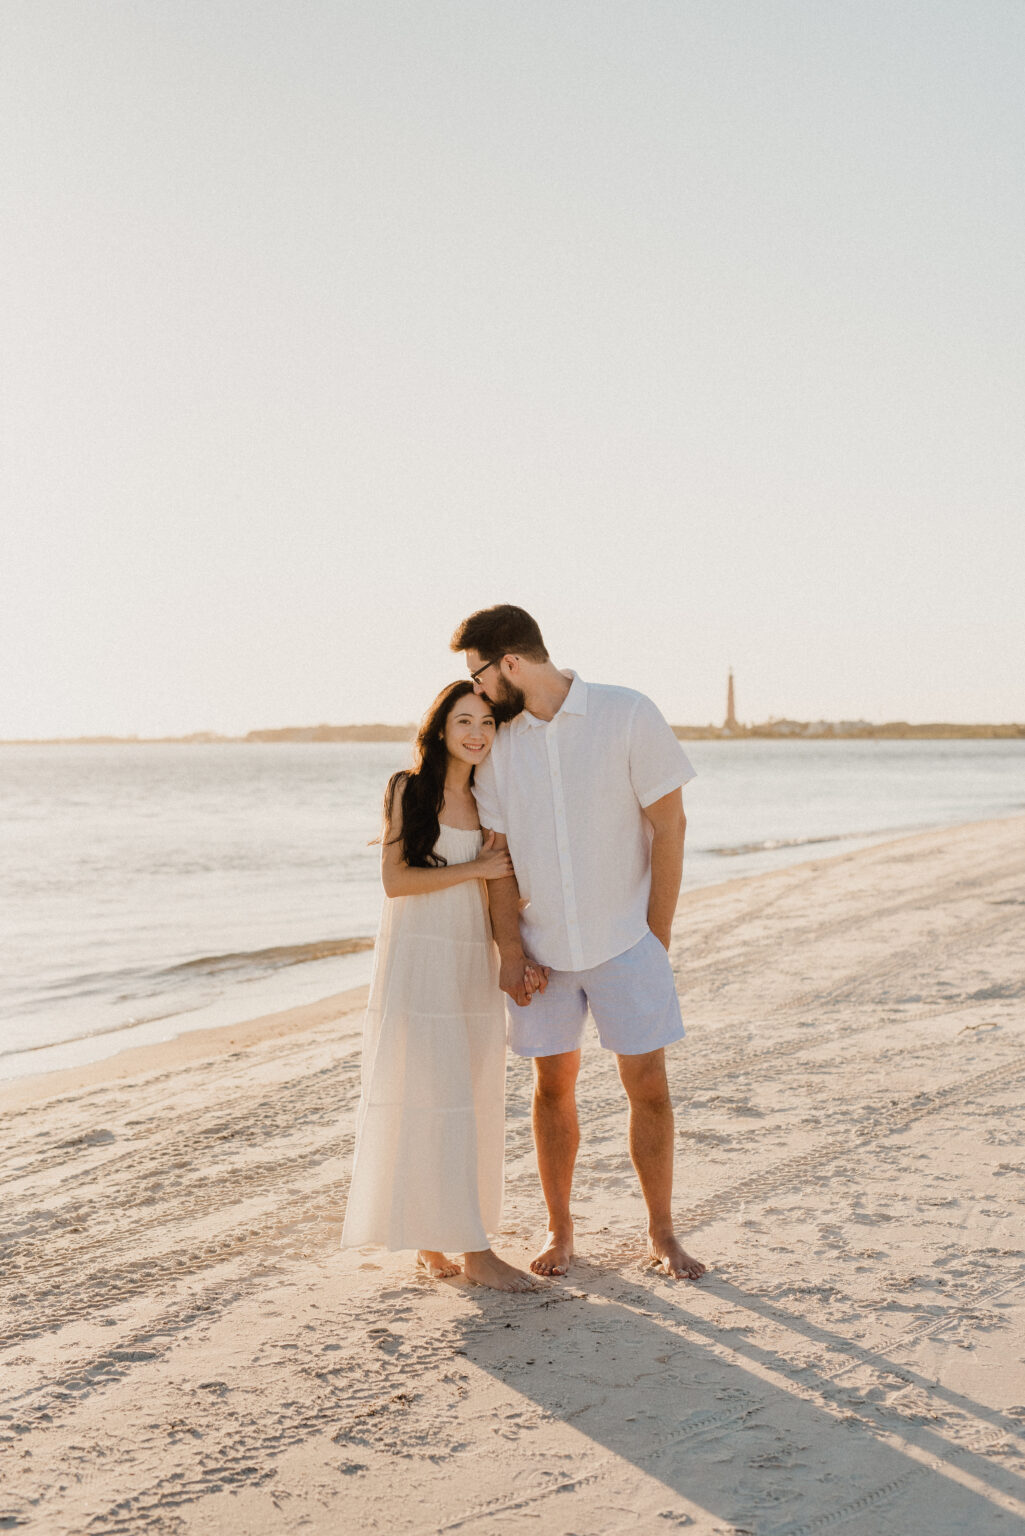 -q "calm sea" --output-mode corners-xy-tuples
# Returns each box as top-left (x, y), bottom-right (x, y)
(2, 739), (1022, 1080)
